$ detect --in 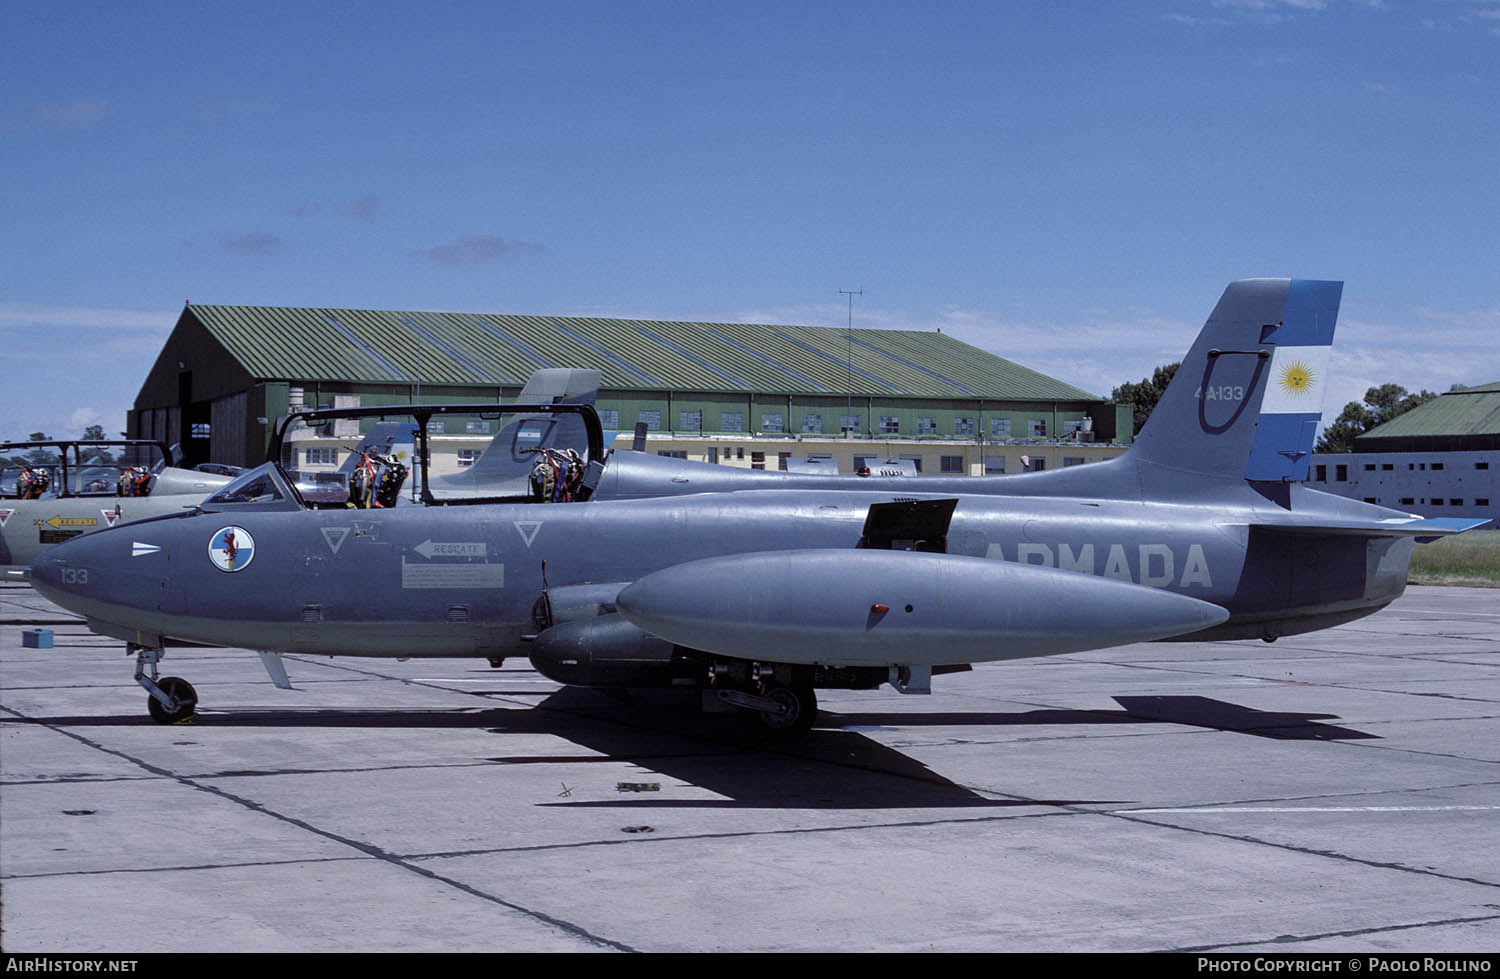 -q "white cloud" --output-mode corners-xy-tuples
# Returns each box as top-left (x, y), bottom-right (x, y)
(0, 302), (177, 330)
(33, 99), (111, 128)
